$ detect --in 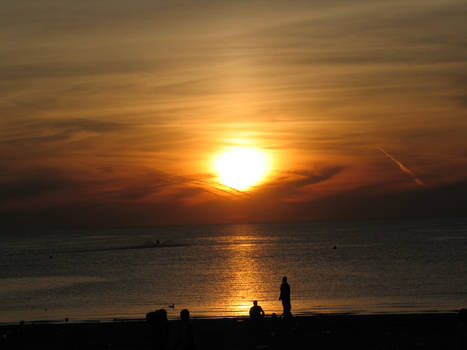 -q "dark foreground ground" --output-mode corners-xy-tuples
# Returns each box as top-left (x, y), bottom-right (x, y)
(1, 313), (466, 349)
